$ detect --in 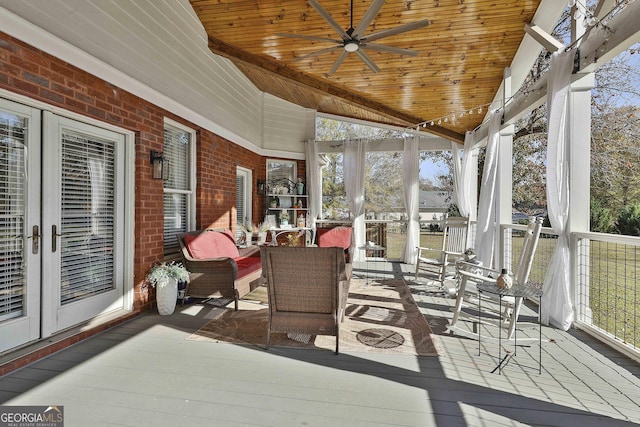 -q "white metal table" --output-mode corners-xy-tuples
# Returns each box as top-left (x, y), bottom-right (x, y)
(477, 282), (543, 374)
